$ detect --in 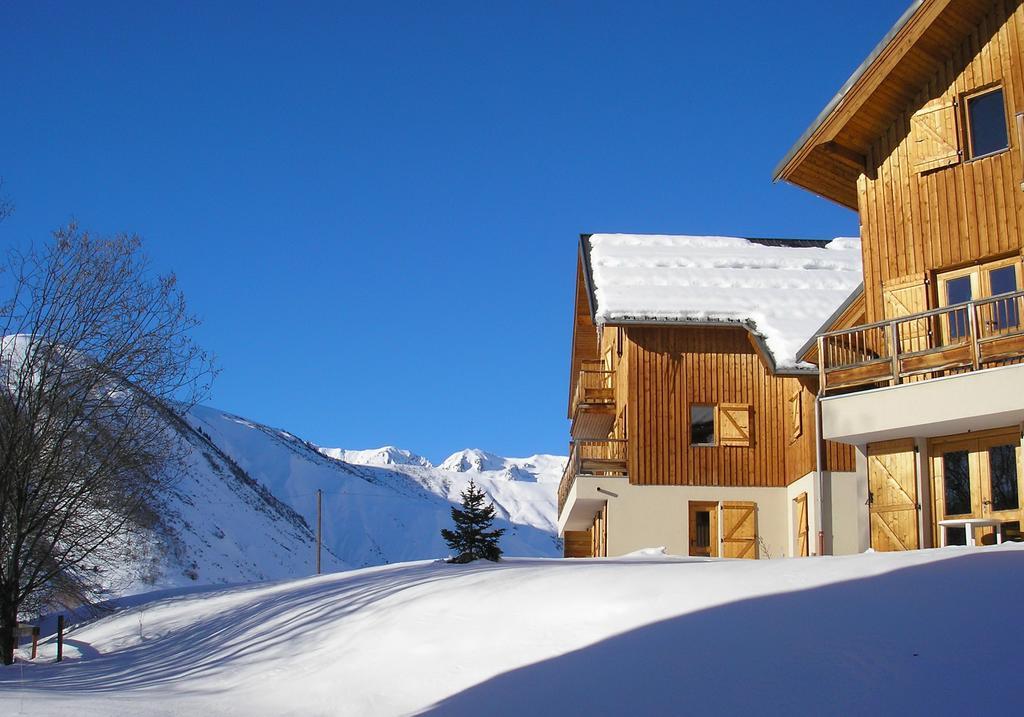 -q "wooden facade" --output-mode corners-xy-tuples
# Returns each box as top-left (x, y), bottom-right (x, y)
(560, 273), (857, 550)
(858, 0), (1024, 327)
(779, 0), (1024, 330)
(621, 325), (852, 488)
(780, 0), (1024, 553)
